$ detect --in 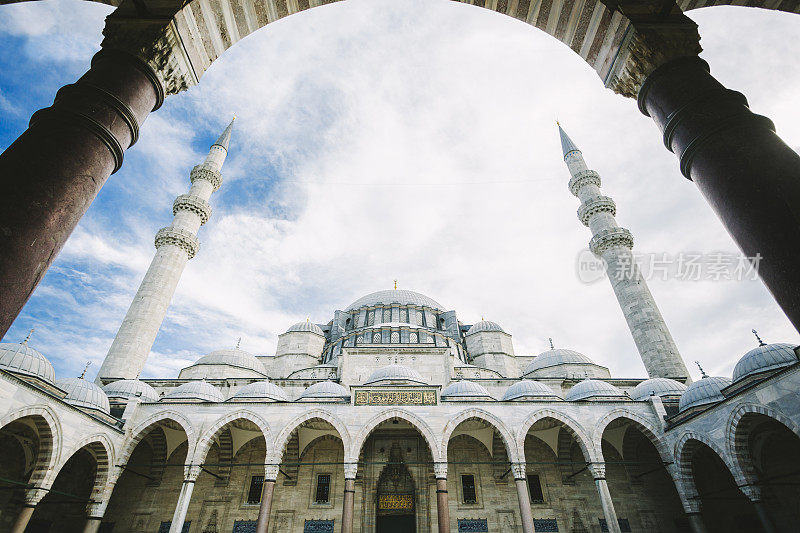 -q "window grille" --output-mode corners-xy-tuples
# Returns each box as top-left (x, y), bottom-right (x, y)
(315, 474), (331, 503)
(461, 474), (477, 504)
(247, 475), (264, 504)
